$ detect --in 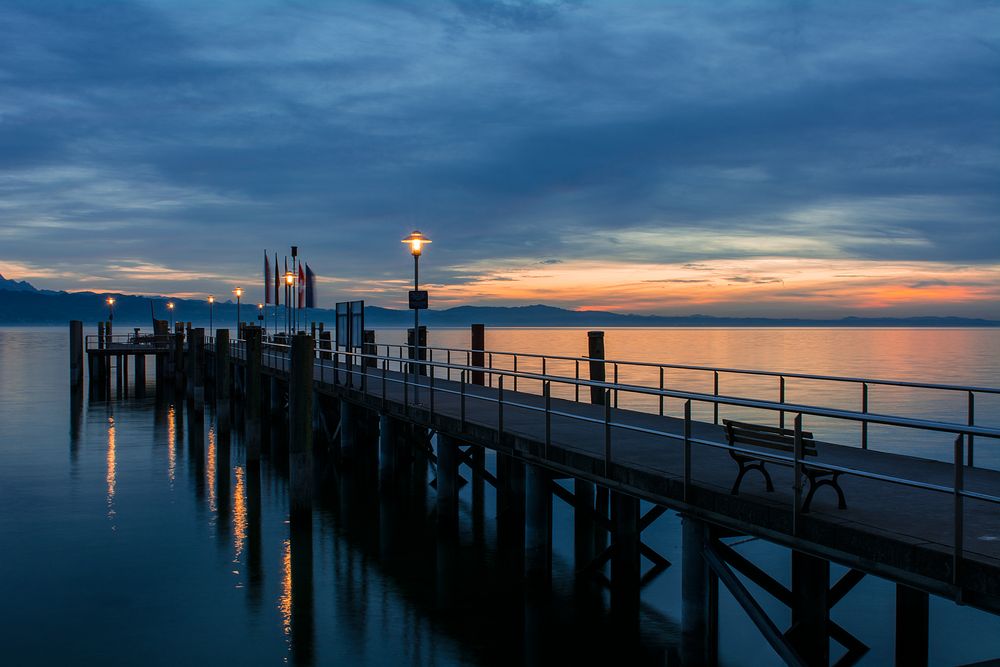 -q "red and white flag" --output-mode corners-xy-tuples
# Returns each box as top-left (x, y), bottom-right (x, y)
(264, 251), (272, 304)
(298, 263), (306, 308)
